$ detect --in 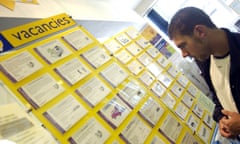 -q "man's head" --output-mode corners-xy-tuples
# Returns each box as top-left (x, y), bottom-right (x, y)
(168, 7), (217, 61)
(168, 7), (216, 39)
